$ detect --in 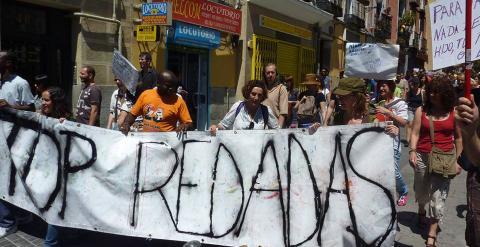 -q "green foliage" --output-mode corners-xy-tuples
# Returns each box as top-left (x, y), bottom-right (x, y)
(399, 11), (416, 27)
